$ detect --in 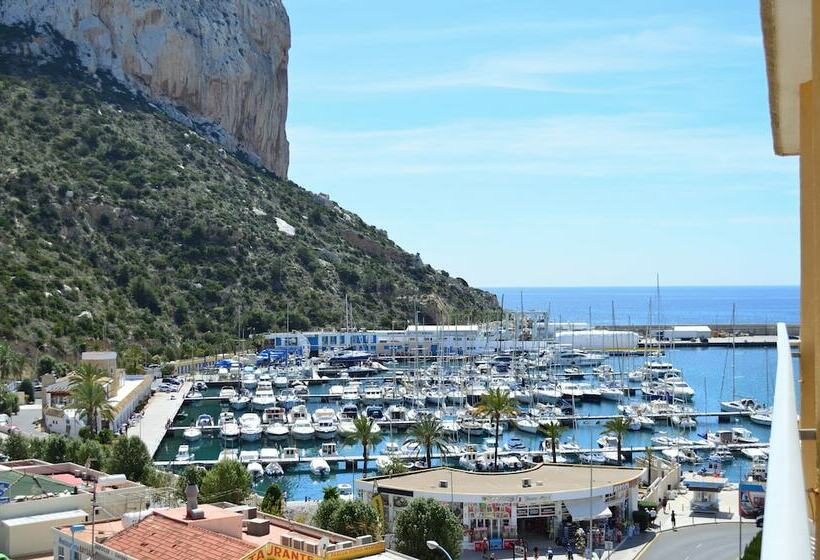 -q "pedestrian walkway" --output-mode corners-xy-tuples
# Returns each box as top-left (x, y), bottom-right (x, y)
(128, 382), (190, 456)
